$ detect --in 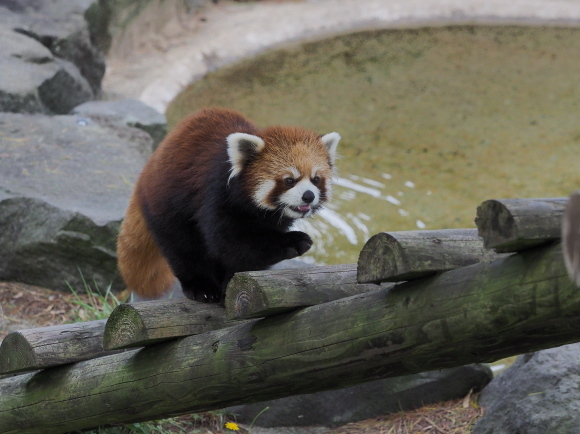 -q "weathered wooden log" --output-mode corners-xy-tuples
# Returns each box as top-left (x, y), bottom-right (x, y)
(103, 299), (229, 350)
(475, 197), (567, 252)
(0, 241), (577, 434)
(225, 264), (382, 320)
(563, 191), (580, 286)
(357, 228), (504, 284)
(0, 320), (110, 374)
